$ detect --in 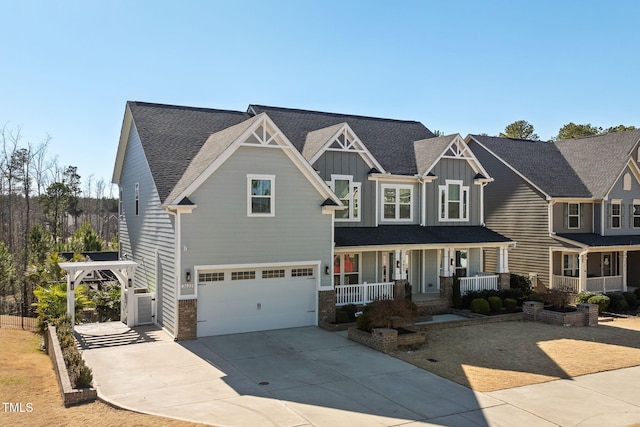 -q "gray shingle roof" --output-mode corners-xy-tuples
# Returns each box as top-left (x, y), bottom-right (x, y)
(128, 101), (251, 203)
(335, 225), (512, 247)
(557, 233), (640, 247)
(554, 130), (640, 198)
(470, 135), (592, 197)
(249, 105), (436, 175)
(413, 135), (457, 176)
